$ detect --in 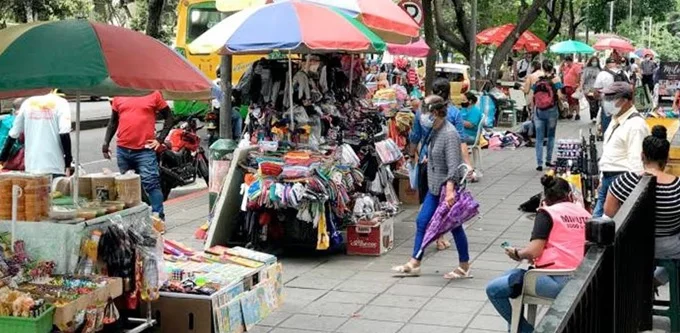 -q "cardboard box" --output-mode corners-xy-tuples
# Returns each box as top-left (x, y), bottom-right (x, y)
(48, 277), (123, 330)
(346, 218), (394, 256)
(397, 177), (420, 206)
(150, 295), (213, 333)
